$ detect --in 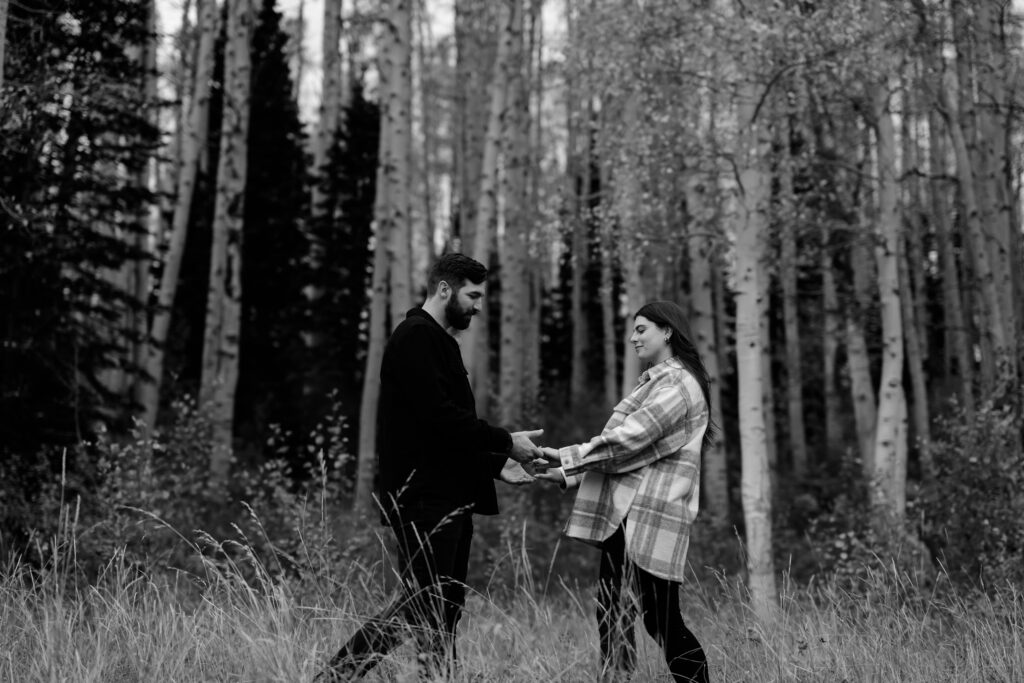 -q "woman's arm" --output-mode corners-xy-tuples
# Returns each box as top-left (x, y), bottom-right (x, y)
(559, 384), (702, 477)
